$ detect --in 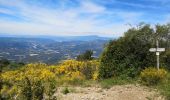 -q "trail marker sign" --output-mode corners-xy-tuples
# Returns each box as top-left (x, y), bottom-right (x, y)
(149, 48), (156, 52)
(157, 48), (165, 52)
(149, 39), (165, 70)
(149, 48), (165, 52)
